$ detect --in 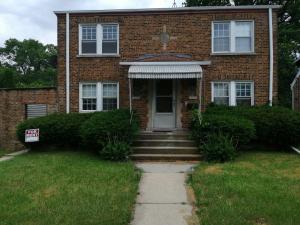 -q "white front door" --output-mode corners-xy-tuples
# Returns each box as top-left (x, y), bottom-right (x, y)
(153, 79), (176, 130)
